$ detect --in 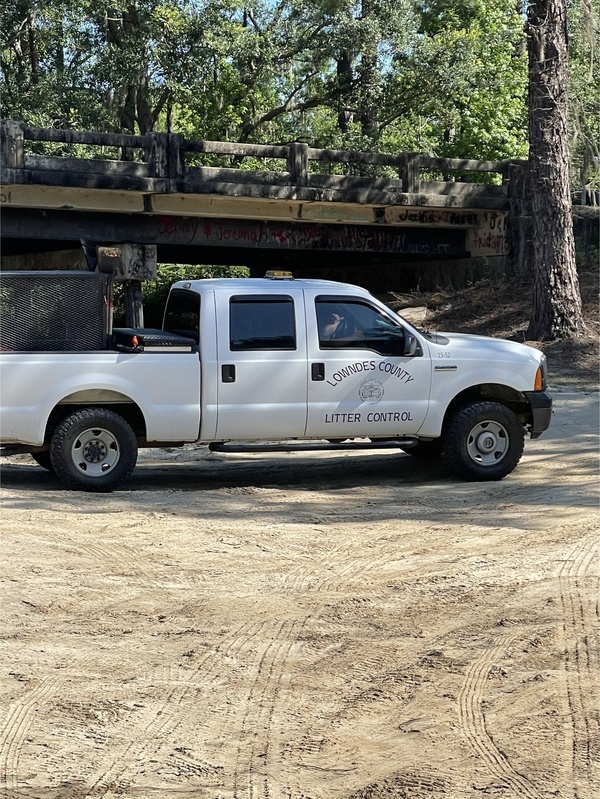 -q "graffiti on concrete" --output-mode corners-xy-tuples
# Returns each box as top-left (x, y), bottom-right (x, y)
(467, 212), (508, 256)
(155, 216), (466, 256)
(390, 207), (481, 227)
